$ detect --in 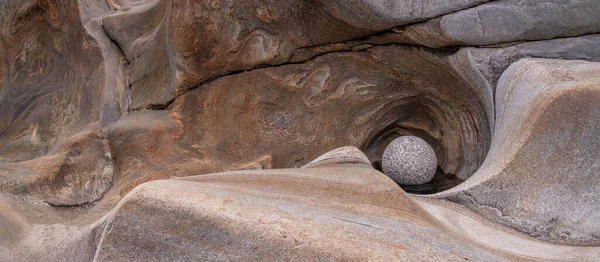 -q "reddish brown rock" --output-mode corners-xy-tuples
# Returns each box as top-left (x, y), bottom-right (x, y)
(101, 0), (491, 109)
(0, 128), (113, 206)
(0, 0), (127, 164)
(104, 45), (491, 203)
